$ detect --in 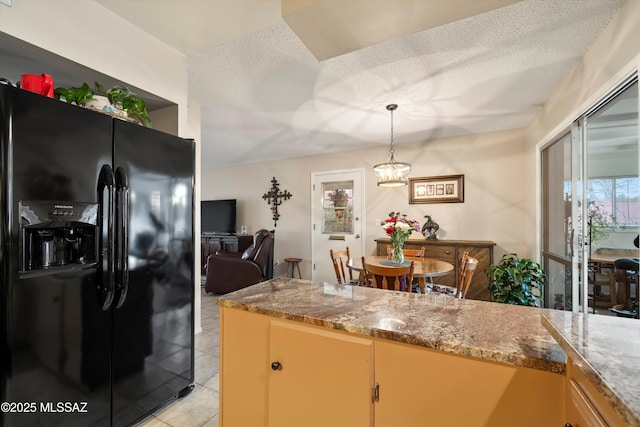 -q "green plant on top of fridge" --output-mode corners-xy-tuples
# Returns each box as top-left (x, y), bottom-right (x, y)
(54, 81), (151, 127)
